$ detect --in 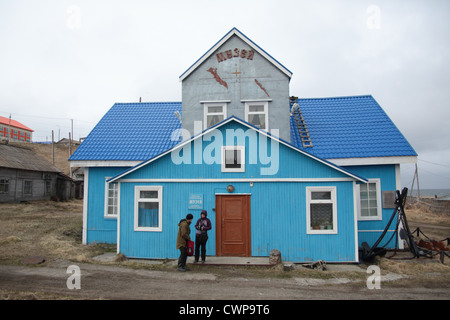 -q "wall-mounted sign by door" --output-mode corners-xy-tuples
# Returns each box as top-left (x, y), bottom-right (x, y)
(188, 193), (203, 210)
